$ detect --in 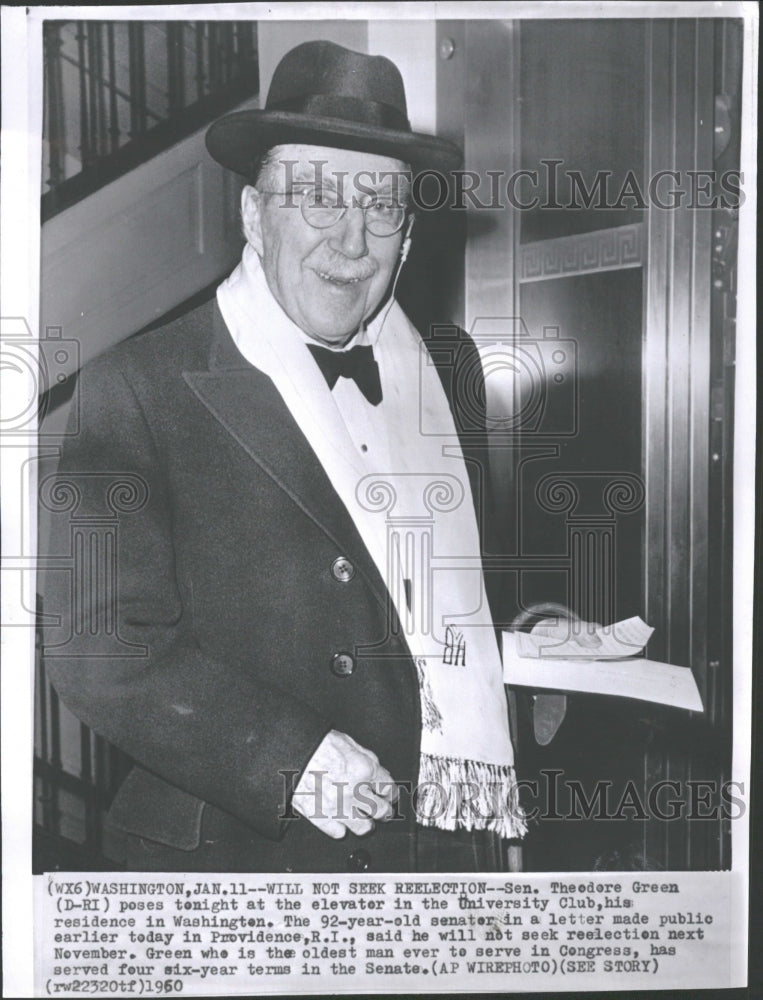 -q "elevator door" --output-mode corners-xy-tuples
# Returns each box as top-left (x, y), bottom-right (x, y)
(432, 17), (738, 871)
